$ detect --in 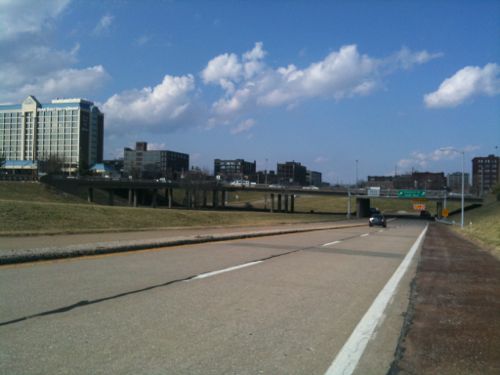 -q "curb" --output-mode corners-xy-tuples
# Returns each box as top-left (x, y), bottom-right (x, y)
(0, 223), (367, 265)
